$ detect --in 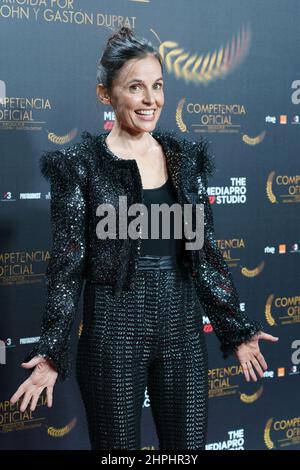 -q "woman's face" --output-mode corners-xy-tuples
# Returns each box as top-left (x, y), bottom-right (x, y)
(102, 55), (164, 135)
